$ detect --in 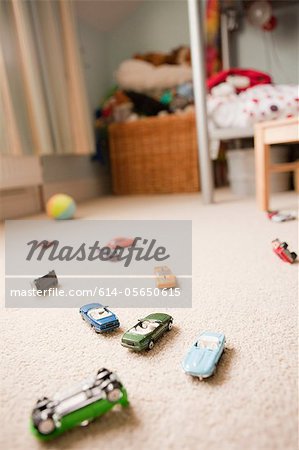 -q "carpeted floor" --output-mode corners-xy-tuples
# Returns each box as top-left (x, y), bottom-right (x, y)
(1, 189), (298, 450)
